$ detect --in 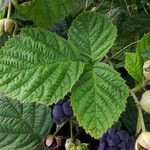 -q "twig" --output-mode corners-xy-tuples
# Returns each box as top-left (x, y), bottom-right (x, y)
(84, 0), (88, 12)
(7, 0), (12, 19)
(110, 40), (138, 59)
(94, 0), (105, 12)
(70, 120), (73, 139)
(124, 0), (131, 17)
